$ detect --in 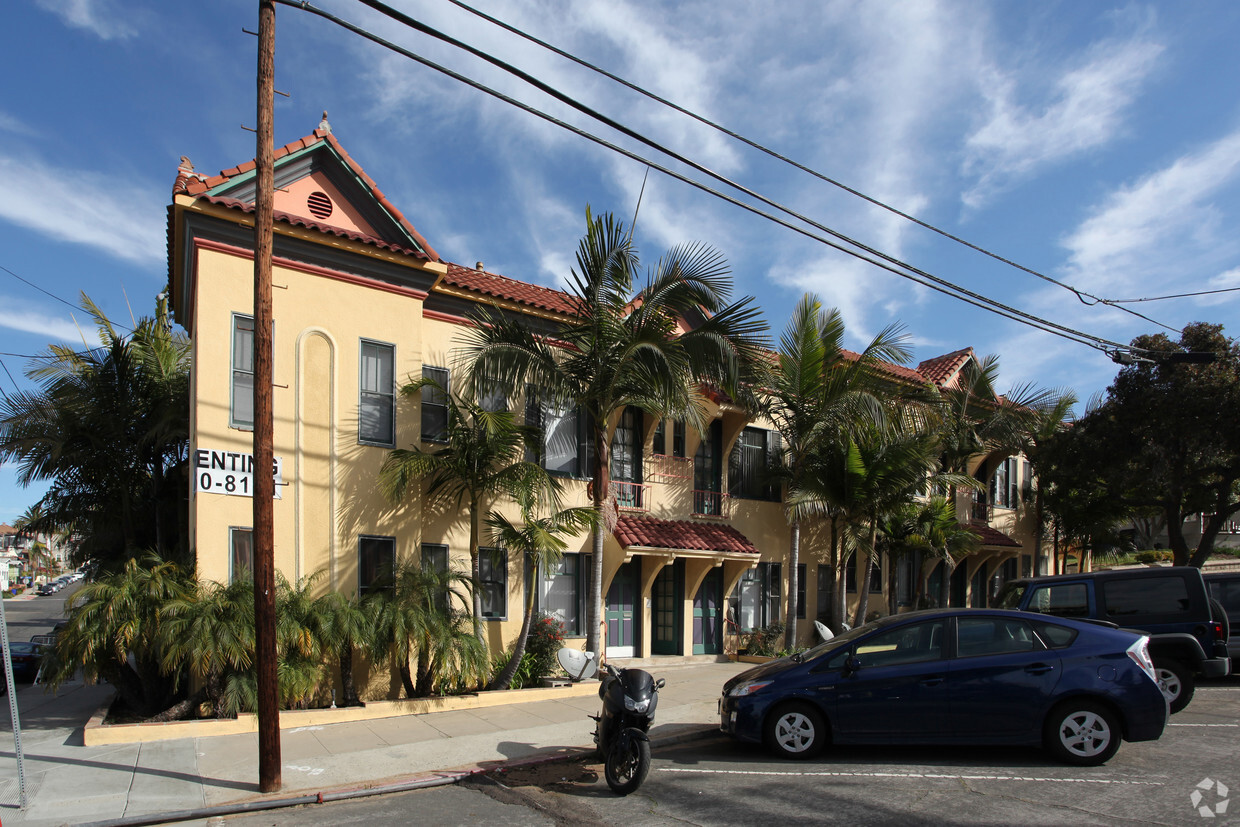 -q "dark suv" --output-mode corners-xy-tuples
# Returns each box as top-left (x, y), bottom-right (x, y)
(1204, 570), (1240, 671)
(997, 567), (1230, 712)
